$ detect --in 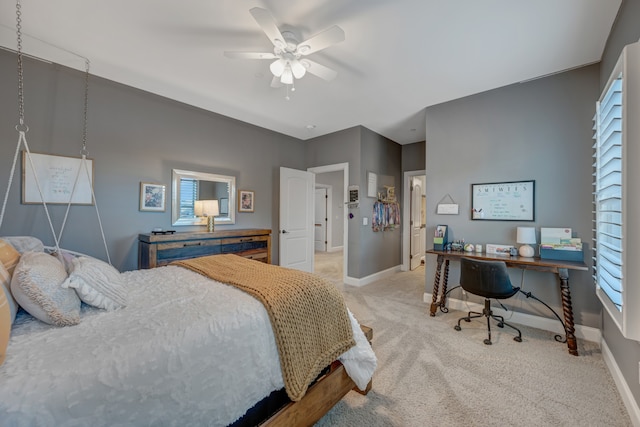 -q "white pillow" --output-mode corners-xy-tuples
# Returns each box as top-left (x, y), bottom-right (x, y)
(11, 251), (80, 326)
(62, 256), (127, 311)
(1, 236), (44, 254)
